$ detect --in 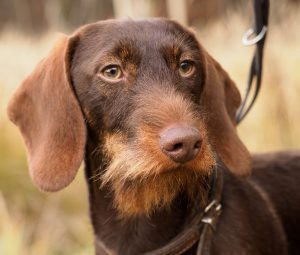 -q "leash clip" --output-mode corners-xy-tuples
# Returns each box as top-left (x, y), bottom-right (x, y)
(242, 25), (268, 46)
